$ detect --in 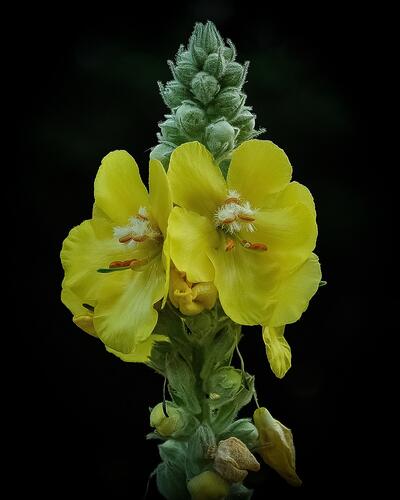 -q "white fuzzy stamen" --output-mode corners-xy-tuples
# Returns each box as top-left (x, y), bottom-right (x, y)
(214, 191), (257, 234)
(113, 206), (161, 246)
